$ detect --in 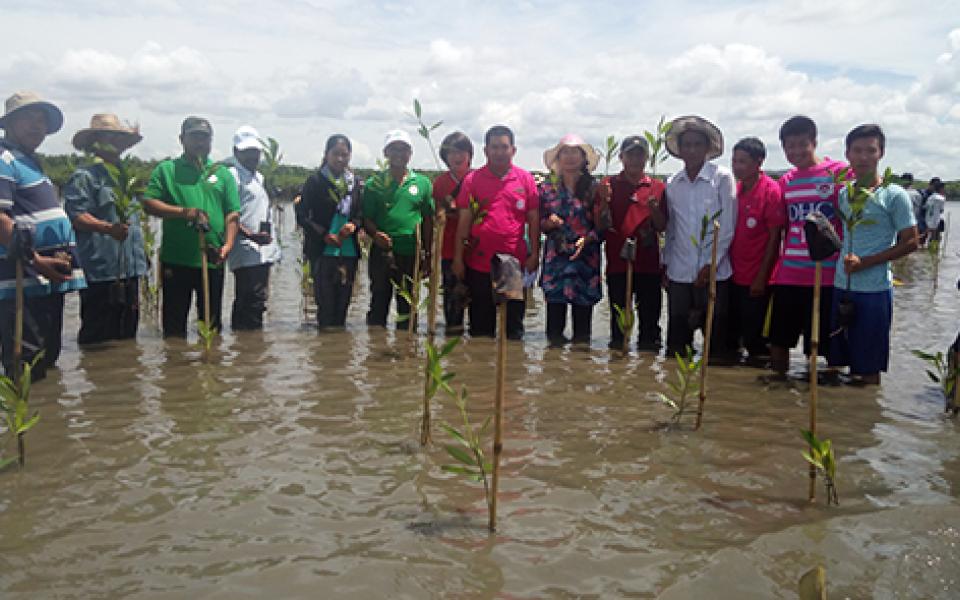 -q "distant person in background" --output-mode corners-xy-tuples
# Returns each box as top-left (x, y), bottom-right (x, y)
(64, 113), (147, 344)
(453, 125), (540, 340)
(0, 91), (85, 380)
(225, 126), (281, 330)
(297, 134), (363, 329)
(917, 176), (941, 246)
(829, 124), (917, 385)
(432, 131), (473, 335)
(538, 134), (606, 347)
(727, 137), (781, 365)
(901, 173), (922, 224)
(602, 136), (666, 352)
(363, 130), (433, 329)
(925, 180), (947, 245)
